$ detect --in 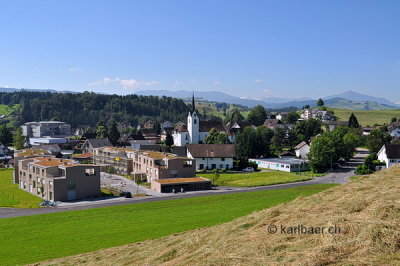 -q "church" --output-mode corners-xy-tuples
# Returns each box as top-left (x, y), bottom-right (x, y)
(172, 95), (227, 146)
